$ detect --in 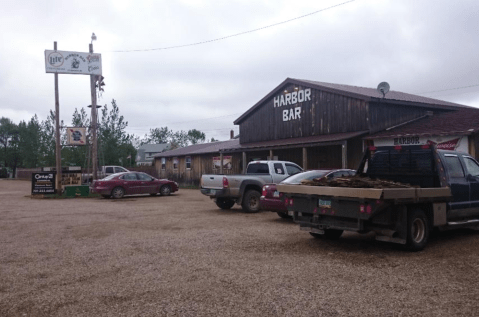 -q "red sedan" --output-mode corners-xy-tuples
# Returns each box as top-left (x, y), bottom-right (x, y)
(90, 172), (179, 199)
(260, 169), (356, 218)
